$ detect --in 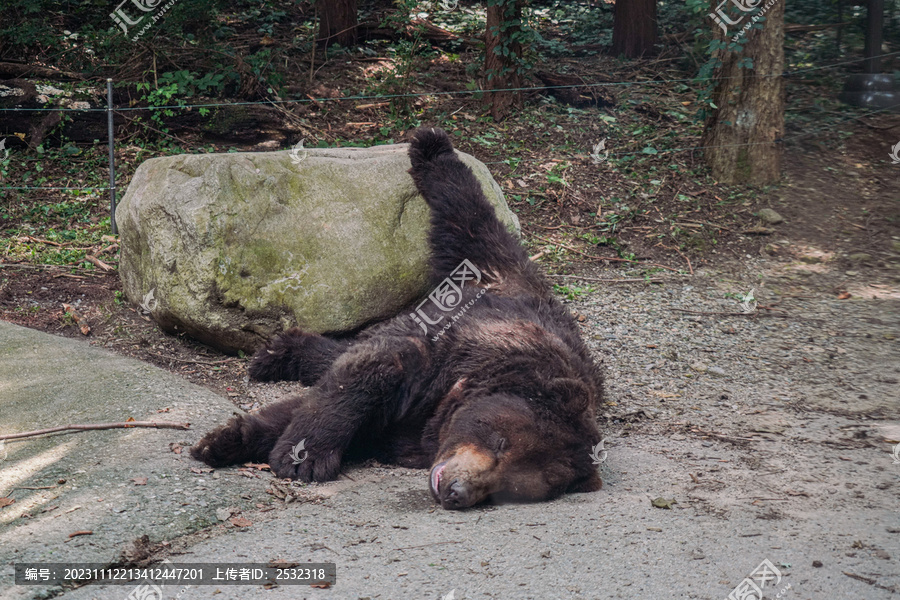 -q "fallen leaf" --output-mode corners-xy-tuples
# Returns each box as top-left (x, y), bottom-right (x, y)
(243, 463), (271, 471)
(268, 559), (300, 569)
(311, 583), (332, 589)
(170, 443), (183, 454)
(837, 292), (851, 300)
(132, 477), (148, 486)
(229, 517), (252, 527)
(651, 497), (676, 509)
(0, 497), (15, 508)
